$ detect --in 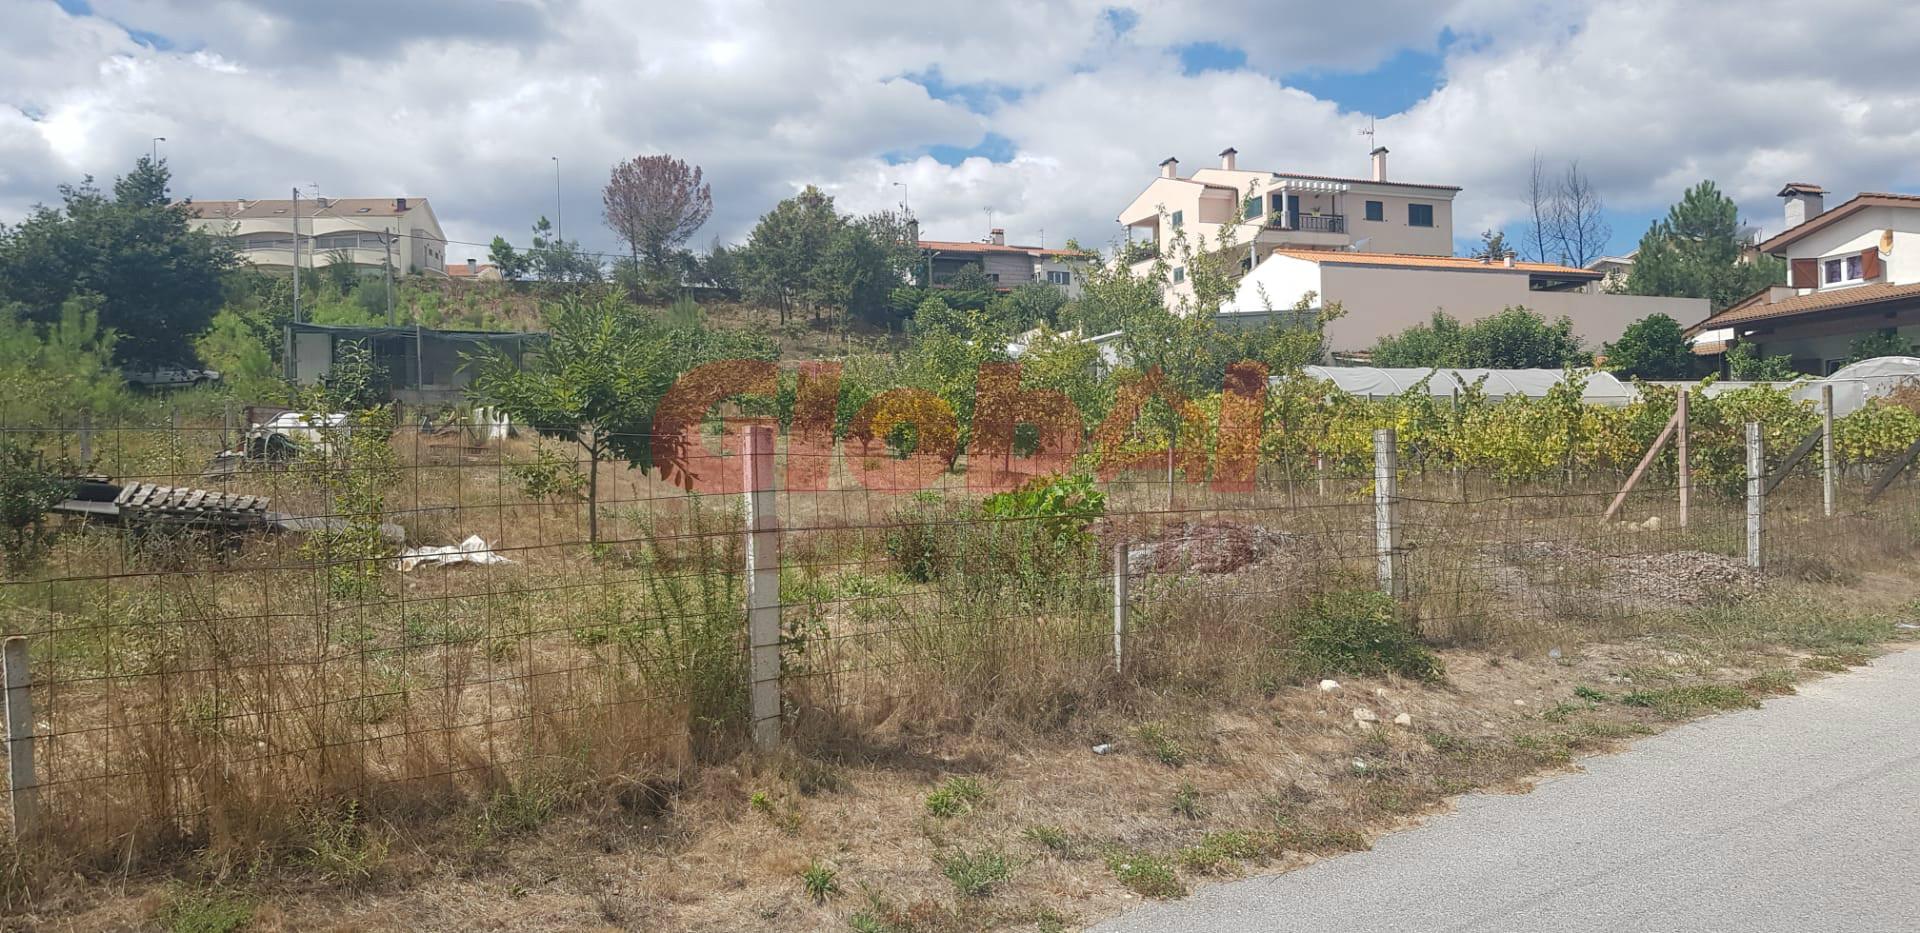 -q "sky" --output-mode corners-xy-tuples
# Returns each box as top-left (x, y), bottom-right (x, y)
(3, 0), (1917, 268)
